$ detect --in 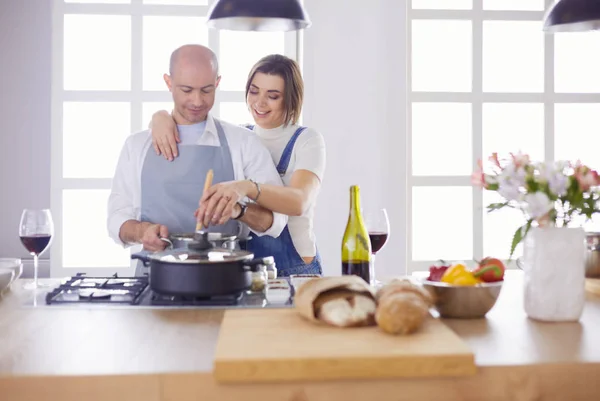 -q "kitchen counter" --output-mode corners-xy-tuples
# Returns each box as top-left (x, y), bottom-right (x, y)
(1, 271), (600, 401)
